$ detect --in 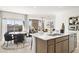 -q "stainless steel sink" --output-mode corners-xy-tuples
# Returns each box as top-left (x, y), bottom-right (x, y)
(48, 33), (61, 36)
